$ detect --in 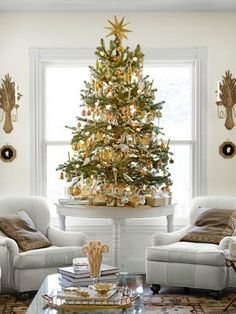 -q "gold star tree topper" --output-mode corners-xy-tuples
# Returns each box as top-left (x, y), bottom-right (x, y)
(105, 16), (132, 42)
